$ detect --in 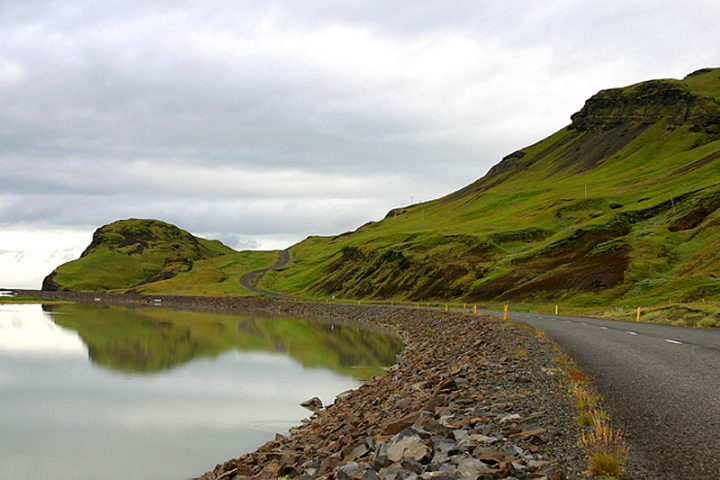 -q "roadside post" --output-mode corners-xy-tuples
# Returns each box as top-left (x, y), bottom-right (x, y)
(636, 307), (642, 322)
